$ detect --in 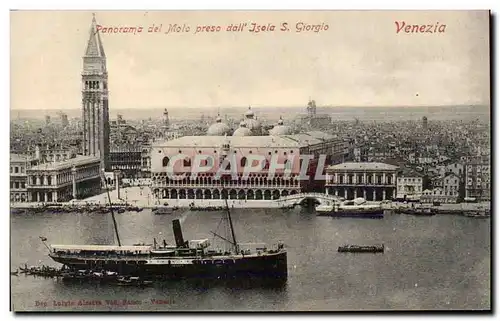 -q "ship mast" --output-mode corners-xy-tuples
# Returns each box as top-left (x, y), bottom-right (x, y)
(101, 170), (122, 246)
(222, 188), (239, 254)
